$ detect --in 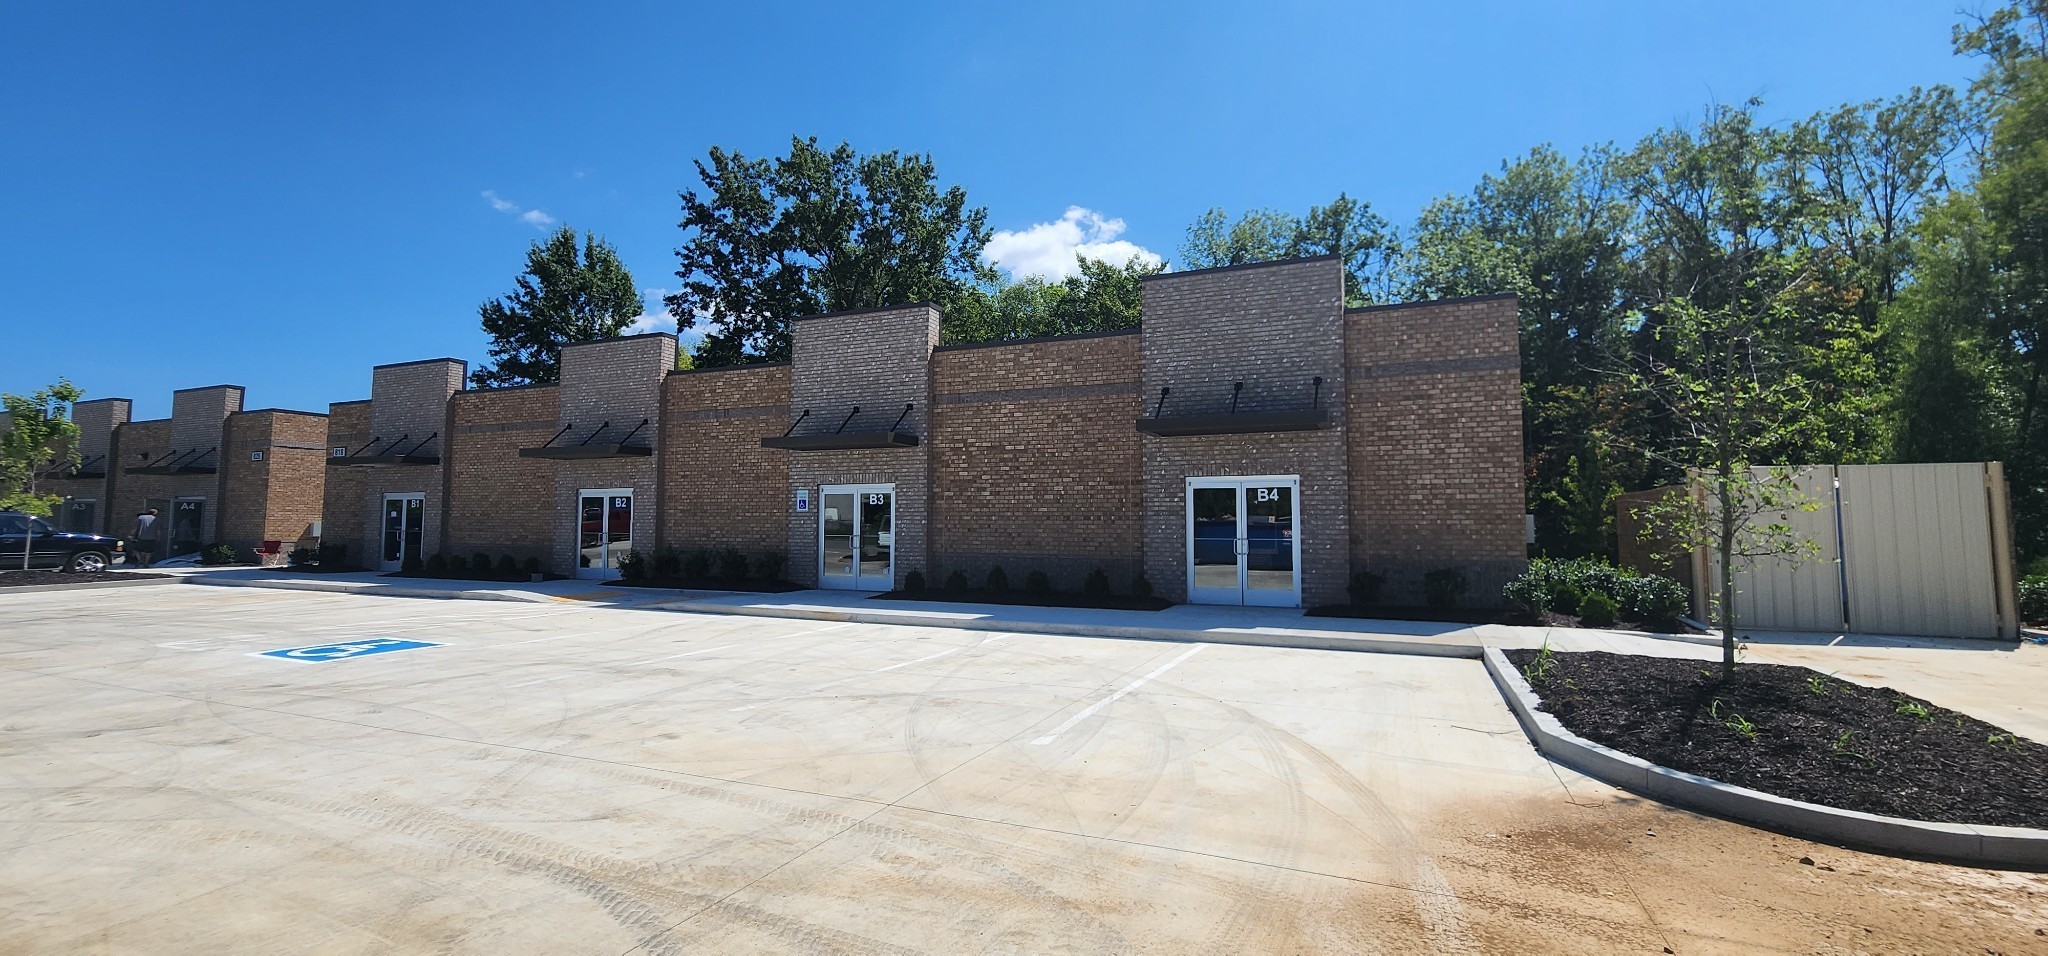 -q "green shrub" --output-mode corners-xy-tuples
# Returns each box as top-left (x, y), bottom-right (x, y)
(1577, 590), (1619, 628)
(1082, 568), (1111, 597)
(447, 554), (468, 573)
(654, 546), (683, 578)
(1620, 575), (1691, 629)
(682, 549), (711, 579)
(424, 553), (447, 574)
(945, 570), (970, 592)
(287, 546), (318, 566)
(904, 569), (926, 593)
(2023, 556), (2048, 579)
(1348, 571), (1385, 608)
(496, 554), (519, 575)
(1025, 569), (1051, 596)
(316, 542), (348, 568)
(1502, 574), (1548, 618)
(401, 553), (423, 574)
(522, 556), (541, 576)
(200, 543), (238, 566)
(717, 549), (749, 581)
(758, 551), (786, 582)
(617, 550), (648, 581)
(470, 552), (492, 575)
(1131, 572), (1154, 599)
(985, 566), (1009, 593)
(1422, 567), (1468, 609)
(2021, 575), (2048, 626)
